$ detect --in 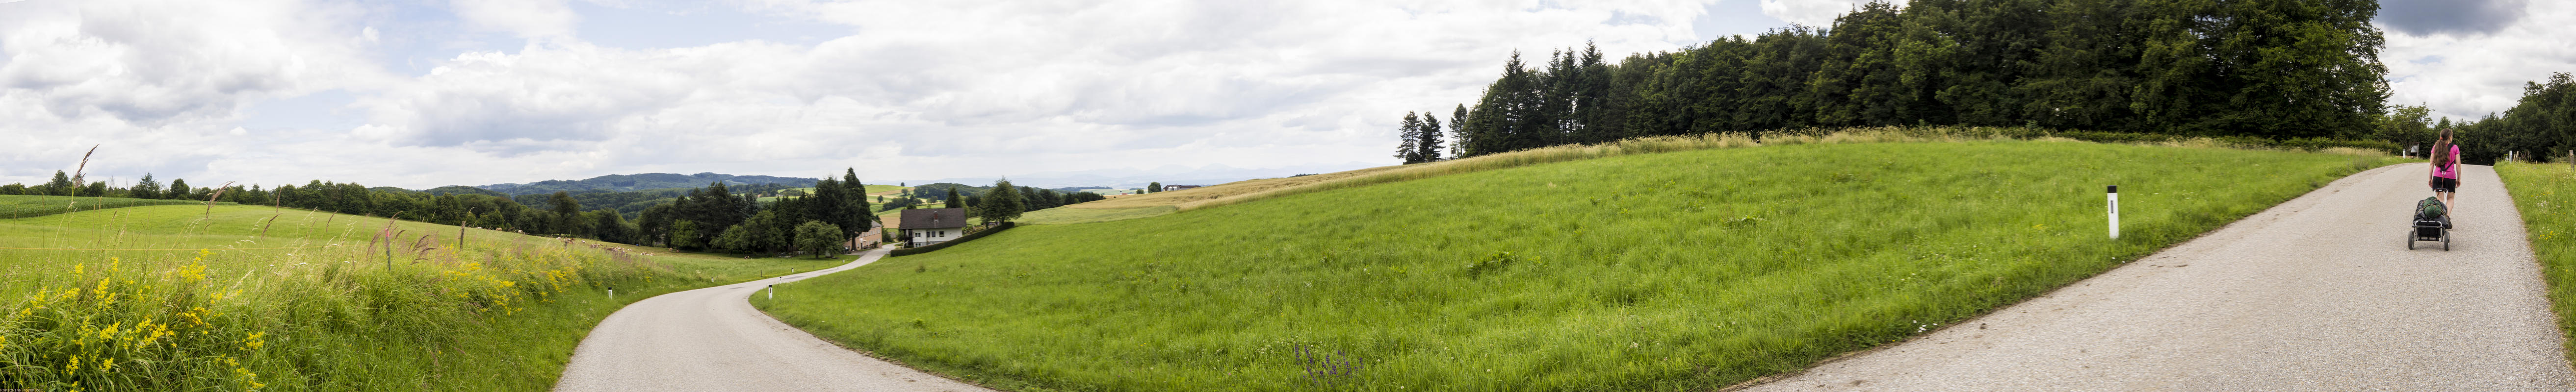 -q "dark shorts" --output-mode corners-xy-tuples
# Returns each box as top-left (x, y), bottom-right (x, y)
(2433, 177), (2459, 193)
